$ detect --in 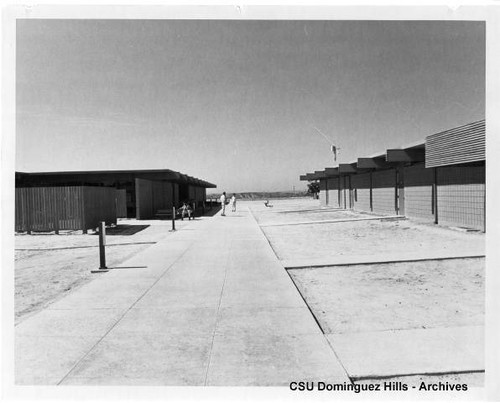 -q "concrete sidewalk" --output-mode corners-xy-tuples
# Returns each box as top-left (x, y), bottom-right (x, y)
(15, 207), (348, 386)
